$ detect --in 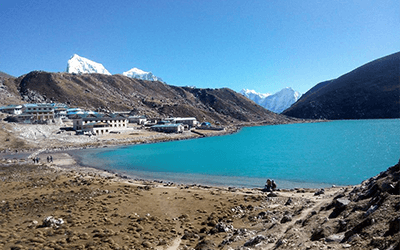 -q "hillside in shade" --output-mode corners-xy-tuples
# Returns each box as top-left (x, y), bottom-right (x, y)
(4, 71), (295, 125)
(283, 52), (400, 119)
